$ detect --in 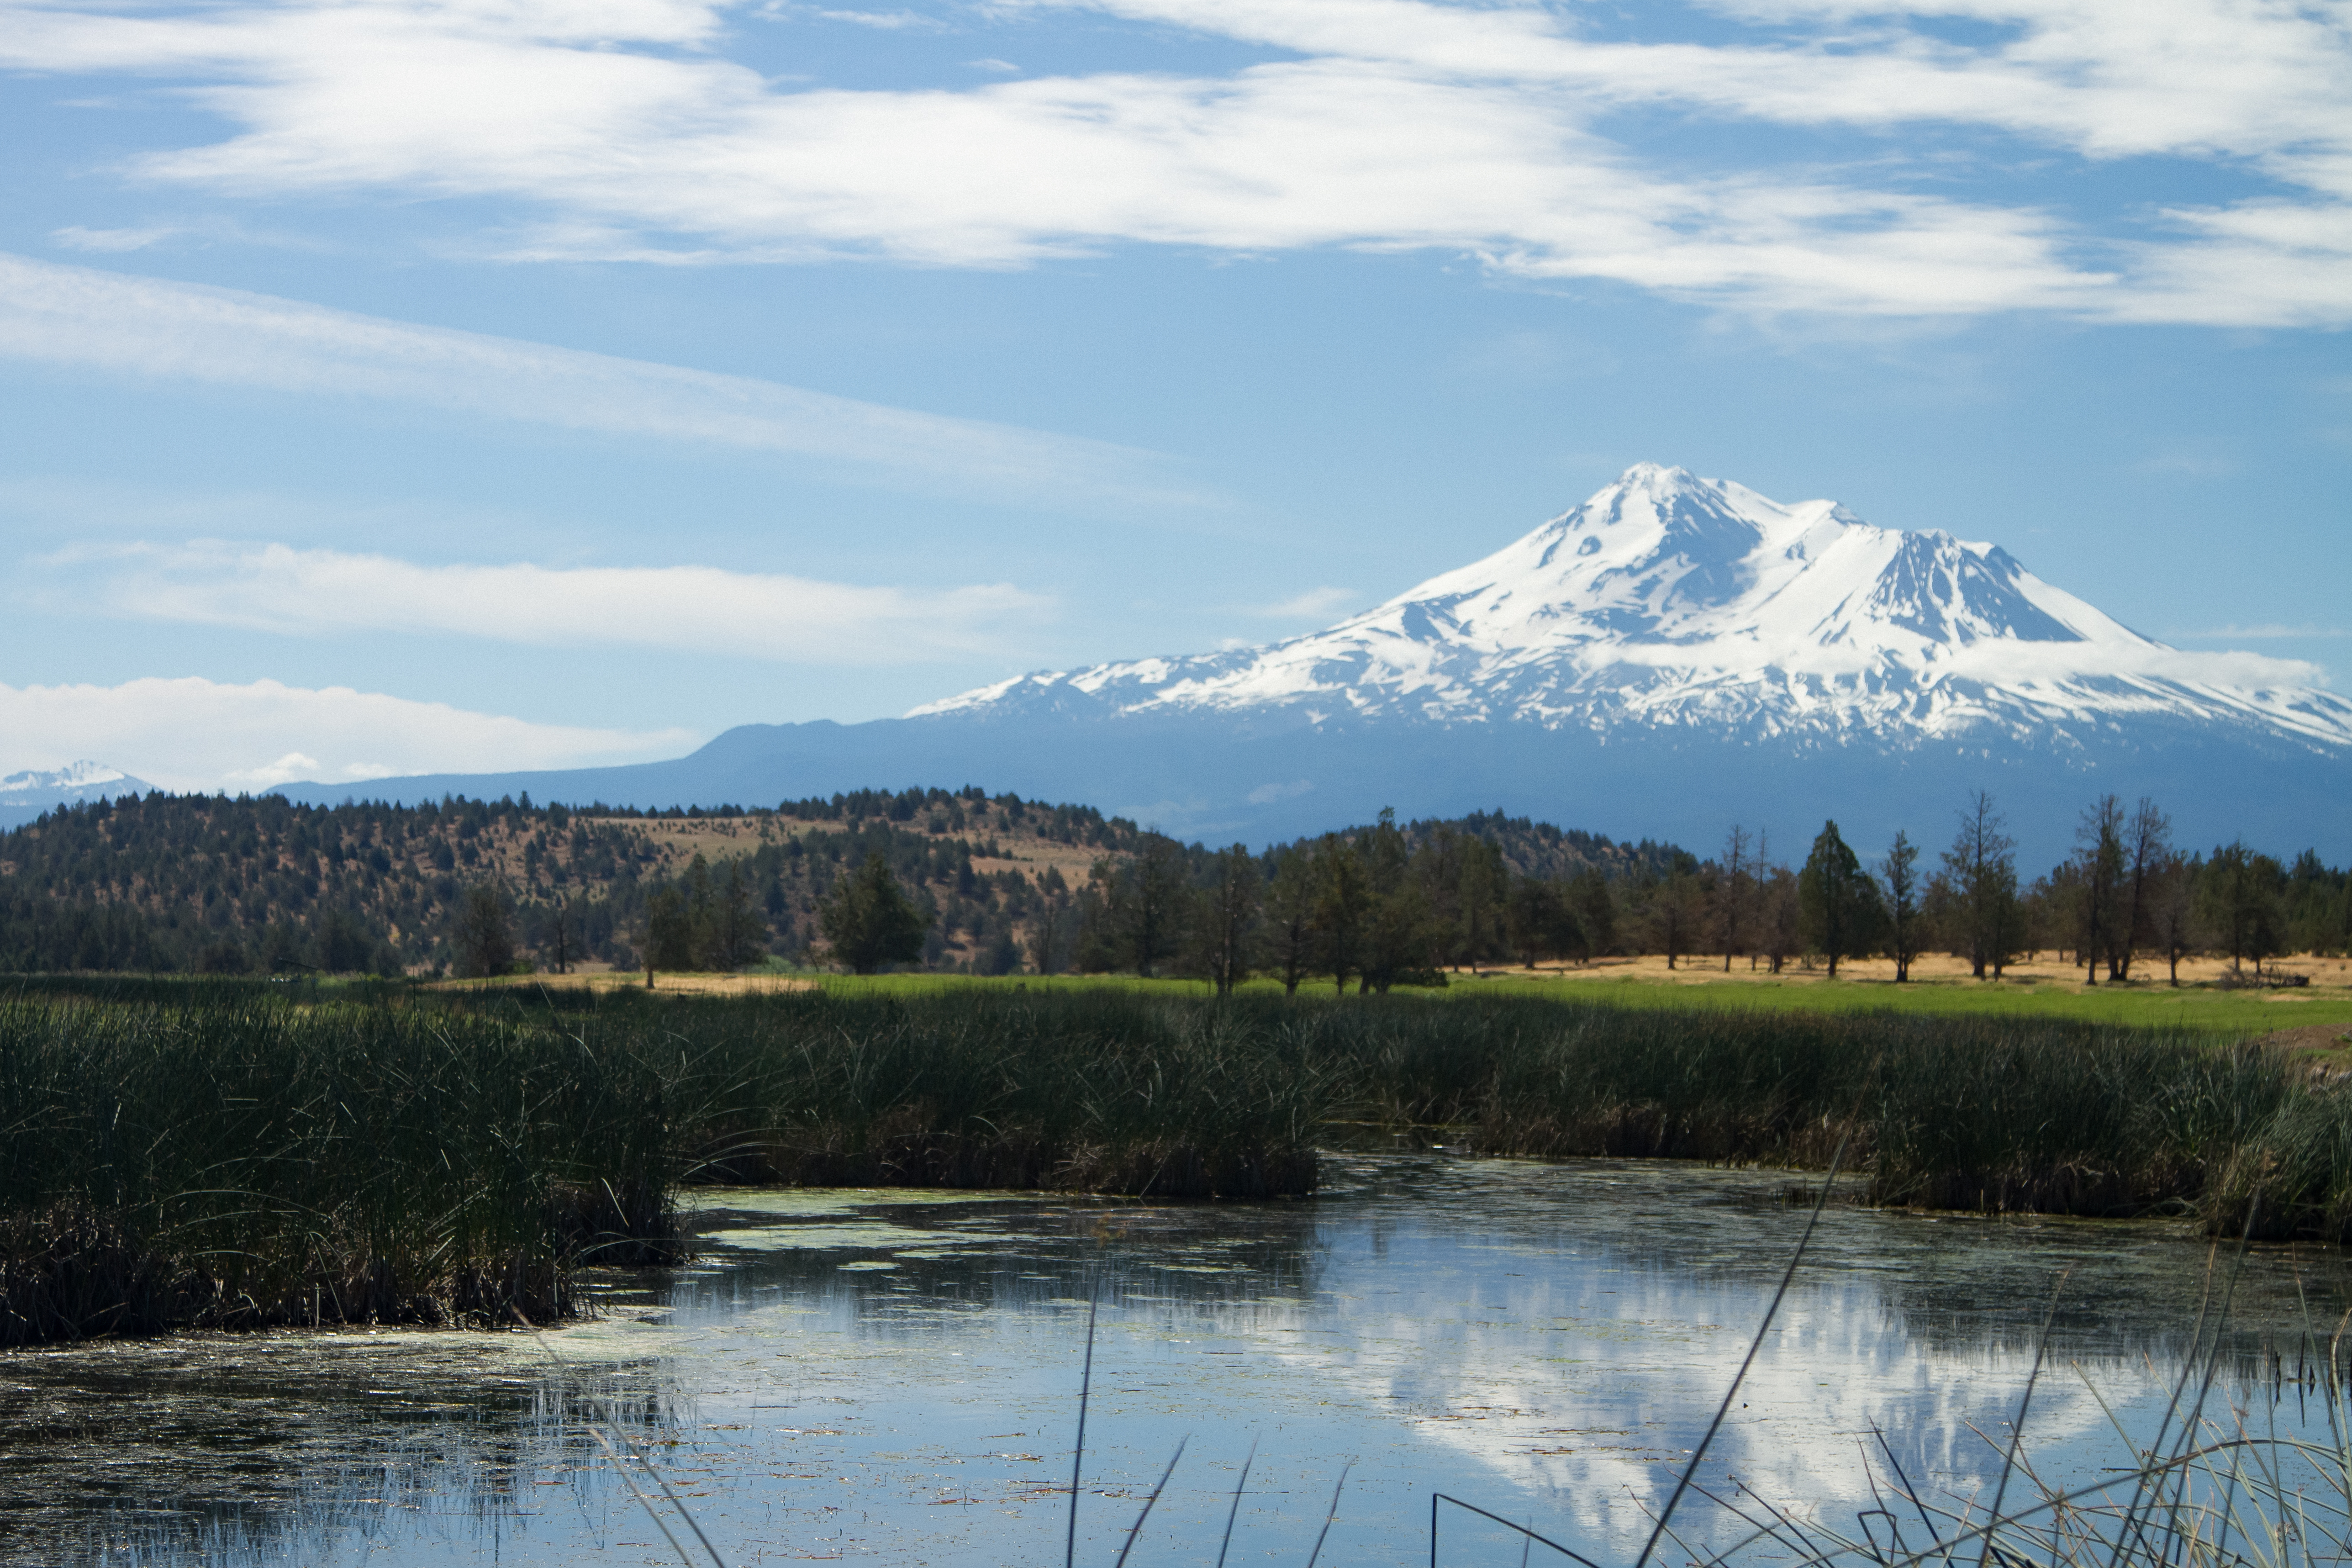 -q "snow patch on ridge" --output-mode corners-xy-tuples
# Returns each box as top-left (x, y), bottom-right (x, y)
(0, 760), (155, 817)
